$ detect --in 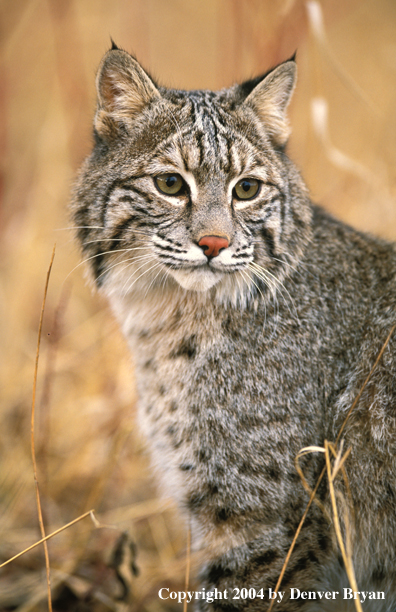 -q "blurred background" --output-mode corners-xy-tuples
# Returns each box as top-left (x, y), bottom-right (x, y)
(0, 0), (395, 610)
